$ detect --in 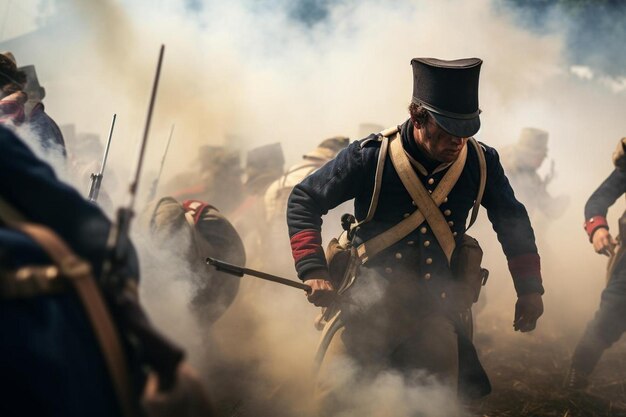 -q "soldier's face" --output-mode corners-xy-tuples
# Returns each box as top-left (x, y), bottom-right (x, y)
(414, 117), (467, 163)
